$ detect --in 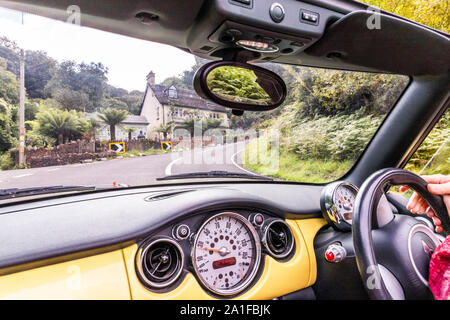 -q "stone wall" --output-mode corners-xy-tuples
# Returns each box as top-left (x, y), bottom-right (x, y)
(121, 139), (161, 152)
(17, 138), (218, 168)
(17, 140), (117, 168)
